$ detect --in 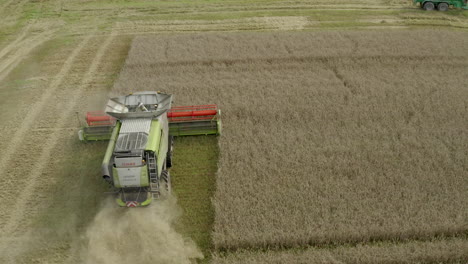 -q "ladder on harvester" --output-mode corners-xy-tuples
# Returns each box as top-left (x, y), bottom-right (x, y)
(147, 153), (160, 199)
